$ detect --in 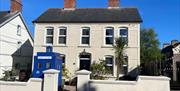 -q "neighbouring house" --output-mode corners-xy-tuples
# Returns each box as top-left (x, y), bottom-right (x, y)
(33, 0), (142, 78)
(162, 40), (180, 82)
(0, 0), (33, 78)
